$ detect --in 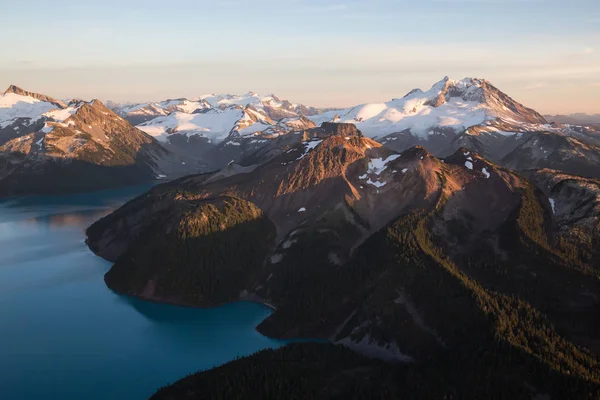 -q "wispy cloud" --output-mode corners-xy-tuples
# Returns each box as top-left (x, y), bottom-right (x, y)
(584, 47), (595, 55)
